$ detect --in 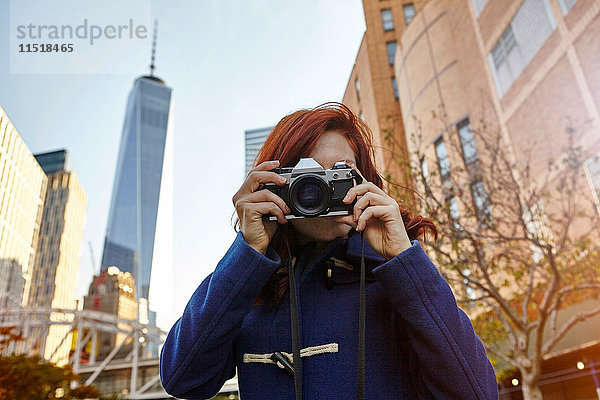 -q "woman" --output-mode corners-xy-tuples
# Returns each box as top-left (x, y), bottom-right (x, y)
(160, 103), (498, 399)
